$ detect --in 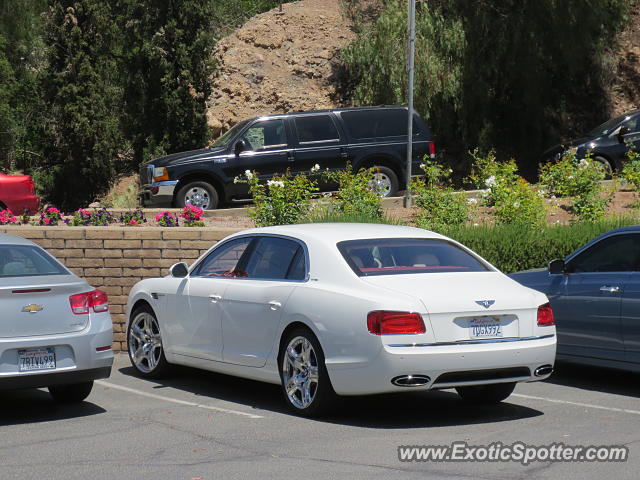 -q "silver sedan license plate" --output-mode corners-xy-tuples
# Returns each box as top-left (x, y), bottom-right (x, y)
(18, 348), (56, 372)
(469, 317), (503, 339)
